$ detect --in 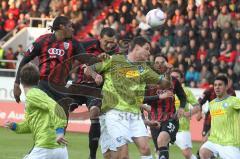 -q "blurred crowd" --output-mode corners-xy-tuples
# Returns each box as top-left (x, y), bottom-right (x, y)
(1, 0), (240, 90)
(92, 0), (240, 89)
(0, 0), (112, 73)
(0, 0), (112, 38)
